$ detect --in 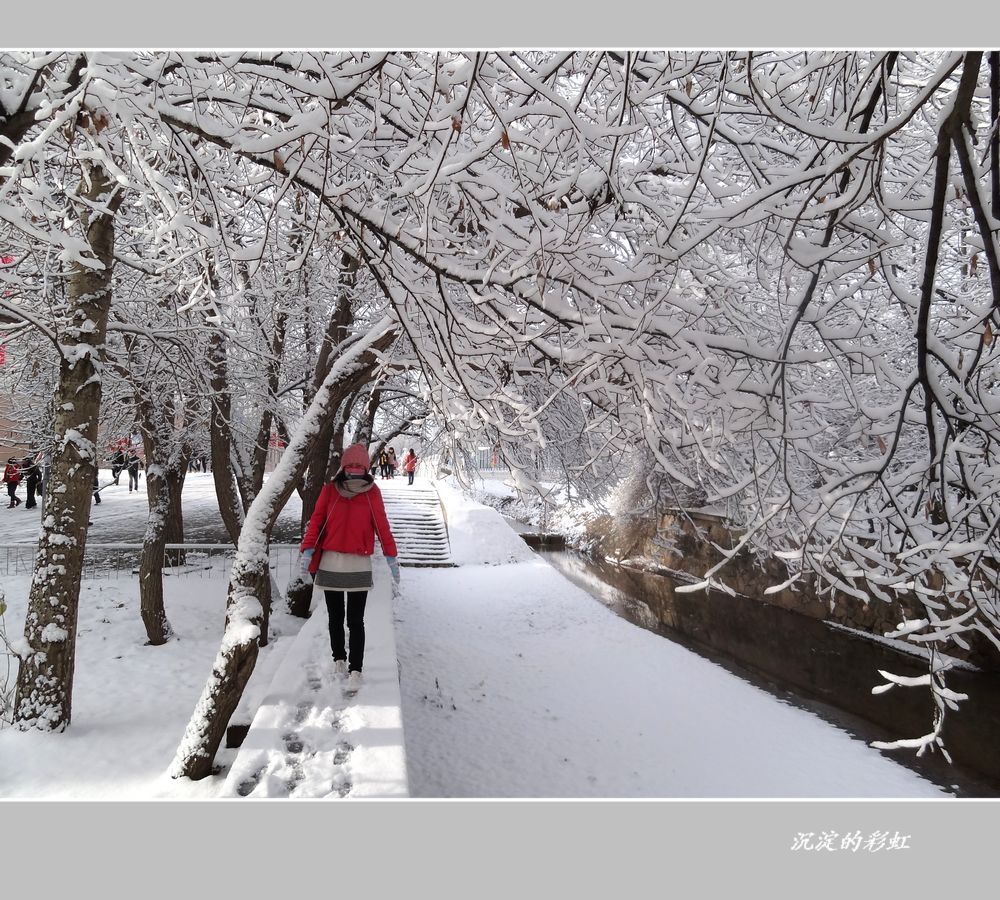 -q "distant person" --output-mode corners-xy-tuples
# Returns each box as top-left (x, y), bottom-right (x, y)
(21, 454), (41, 509)
(3, 456), (22, 507)
(126, 450), (142, 492)
(110, 447), (126, 484)
(299, 442), (400, 689)
(402, 448), (418, 485)
(387, 447), (397, 479)
(378, 448), (390, 480)
(92, 472), (102, 505)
